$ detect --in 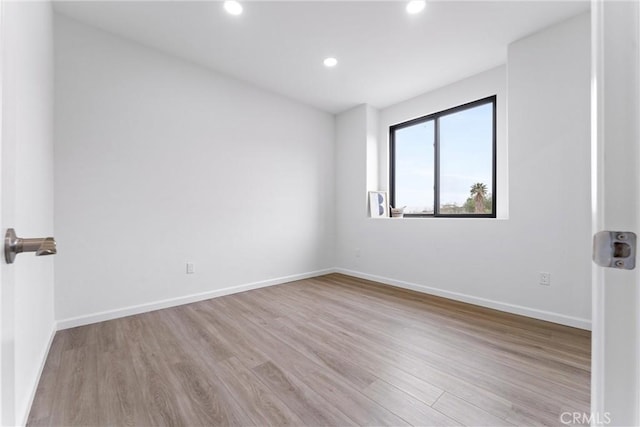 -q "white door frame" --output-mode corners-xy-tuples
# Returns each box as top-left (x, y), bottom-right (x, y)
(591, 0), (640, 425)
